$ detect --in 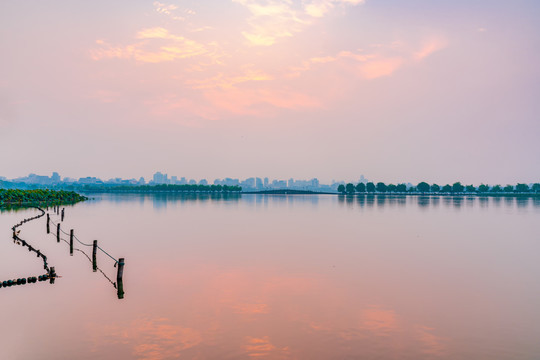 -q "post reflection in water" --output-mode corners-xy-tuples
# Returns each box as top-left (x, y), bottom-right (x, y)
(0, 193), (539, 359)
